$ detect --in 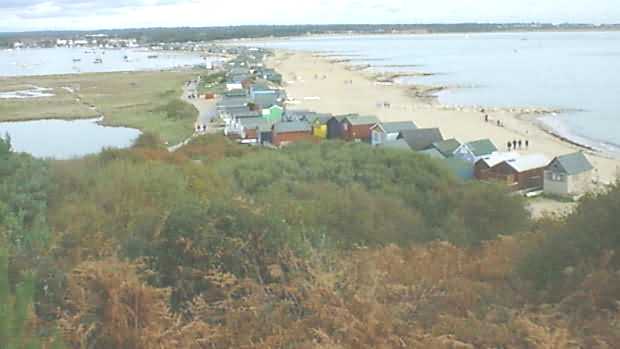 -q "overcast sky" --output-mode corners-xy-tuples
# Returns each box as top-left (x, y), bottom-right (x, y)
(1, 0), (619, 32)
